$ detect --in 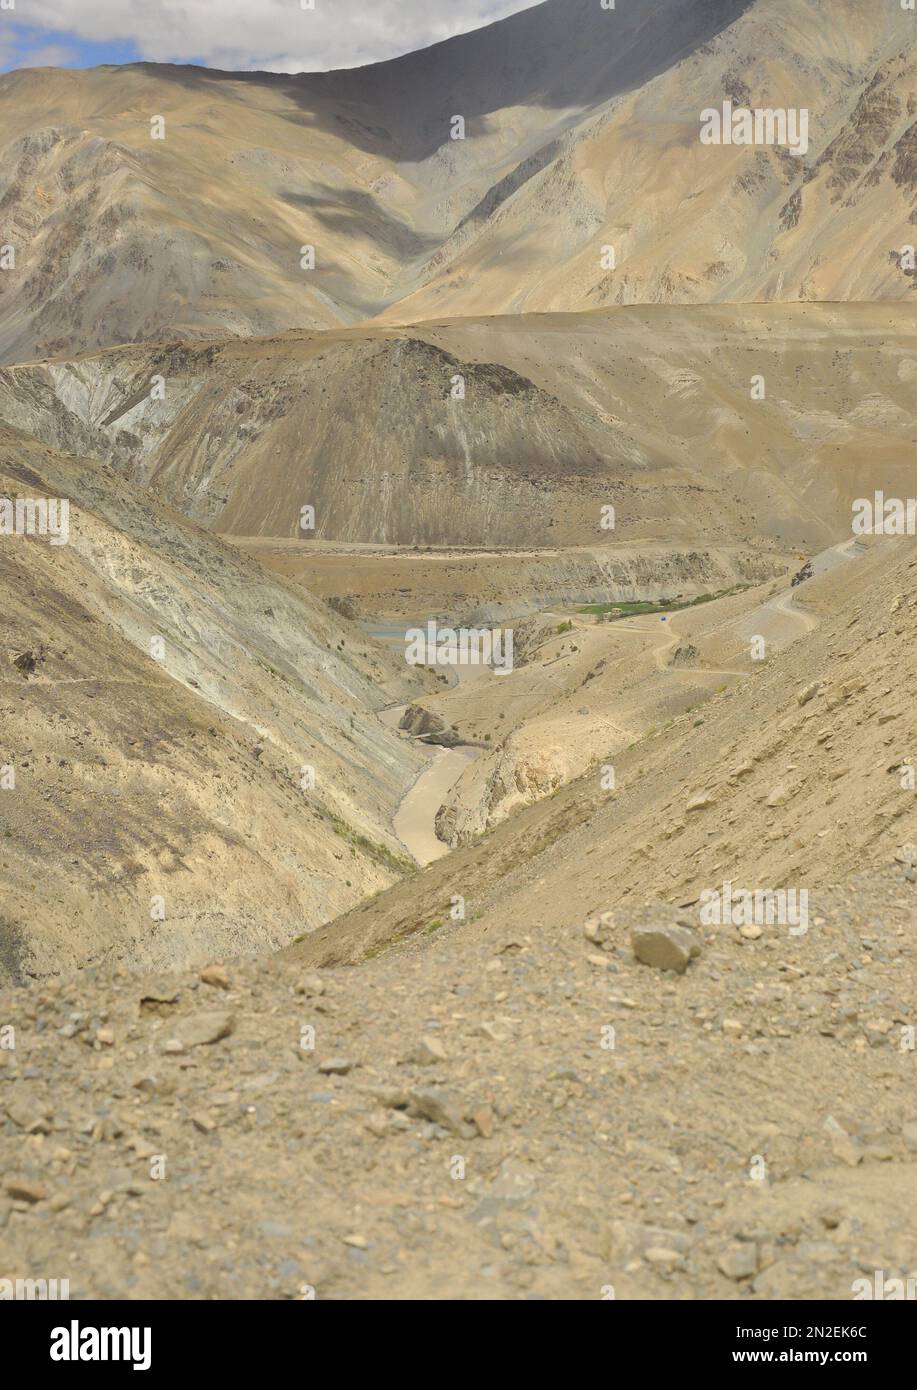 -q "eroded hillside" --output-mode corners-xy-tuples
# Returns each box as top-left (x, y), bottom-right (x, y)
(0, 425), (435, 982)
(2, 304), (914, 547)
